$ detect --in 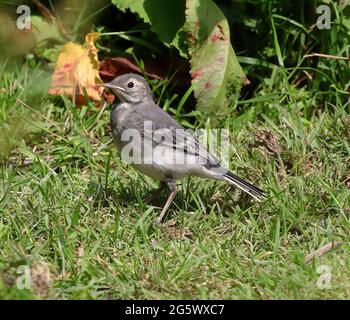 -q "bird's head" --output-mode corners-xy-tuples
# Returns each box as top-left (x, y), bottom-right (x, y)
(100, 73), (152, 103)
